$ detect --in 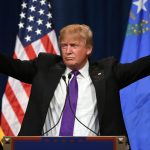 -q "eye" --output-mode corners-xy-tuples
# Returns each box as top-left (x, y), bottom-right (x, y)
(70, 44), (79, 48)
(61, 44), (67, 49)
